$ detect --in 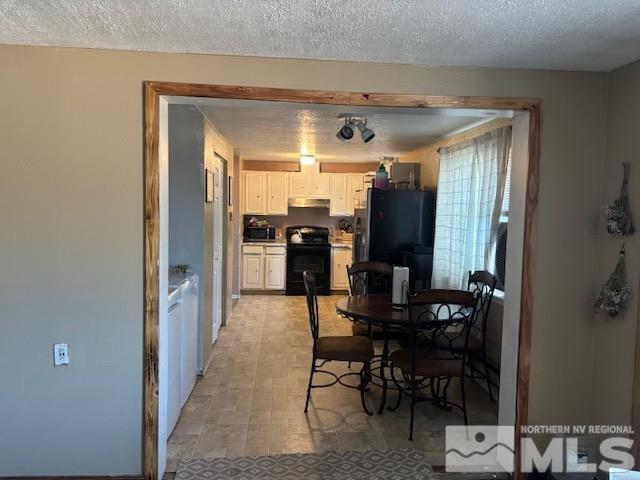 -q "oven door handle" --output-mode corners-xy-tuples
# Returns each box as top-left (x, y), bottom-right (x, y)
(287, 245), (330, 251)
